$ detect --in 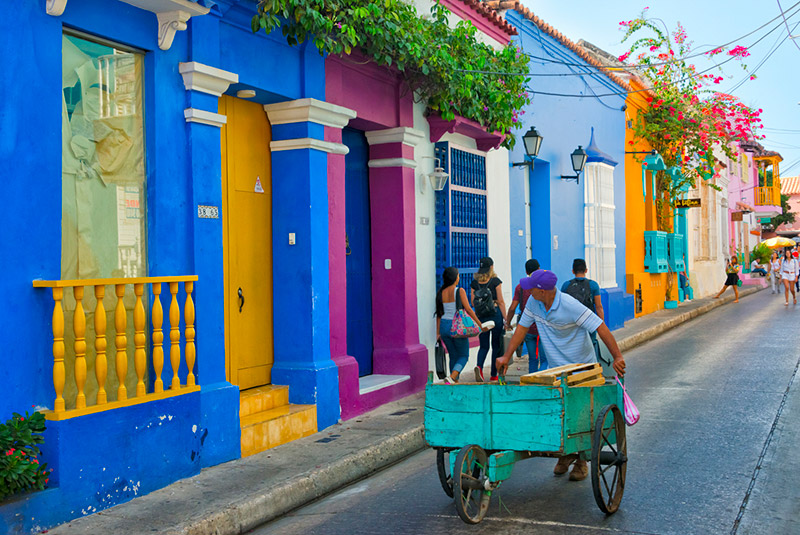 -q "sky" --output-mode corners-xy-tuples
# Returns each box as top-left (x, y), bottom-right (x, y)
(518, 0), (800, 177)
